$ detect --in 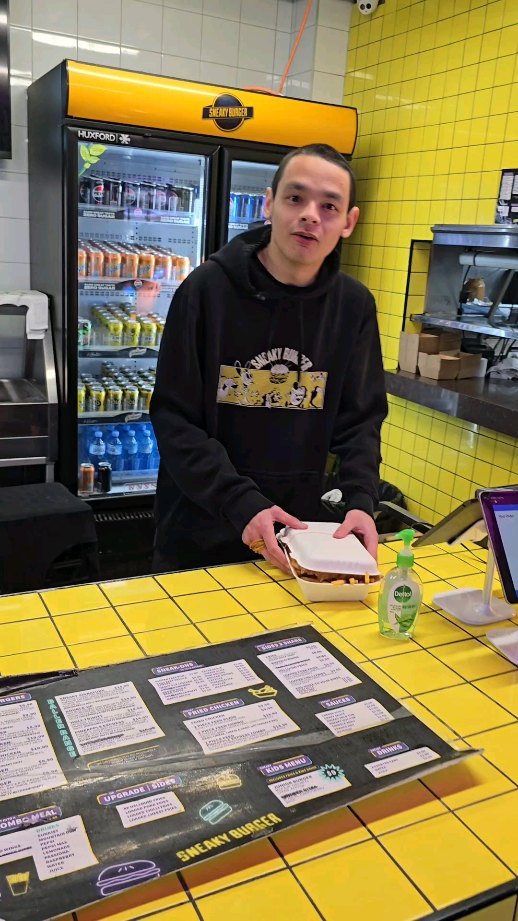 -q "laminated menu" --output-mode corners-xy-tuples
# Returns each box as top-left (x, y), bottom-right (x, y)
(0, 626), (475, 921)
